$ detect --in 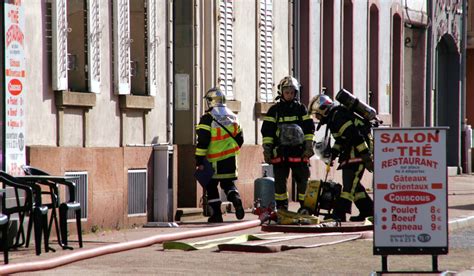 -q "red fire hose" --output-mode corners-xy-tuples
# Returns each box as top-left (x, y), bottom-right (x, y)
(0, 219), (263, 274)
